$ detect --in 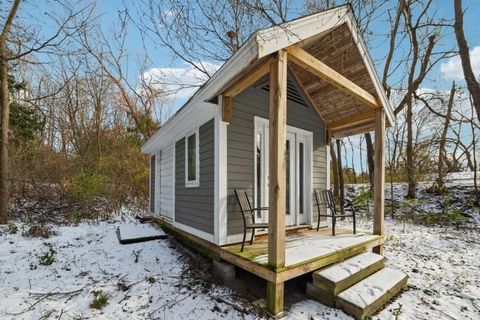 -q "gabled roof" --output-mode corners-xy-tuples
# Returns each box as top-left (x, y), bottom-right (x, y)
(142, 5), (394, 153)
